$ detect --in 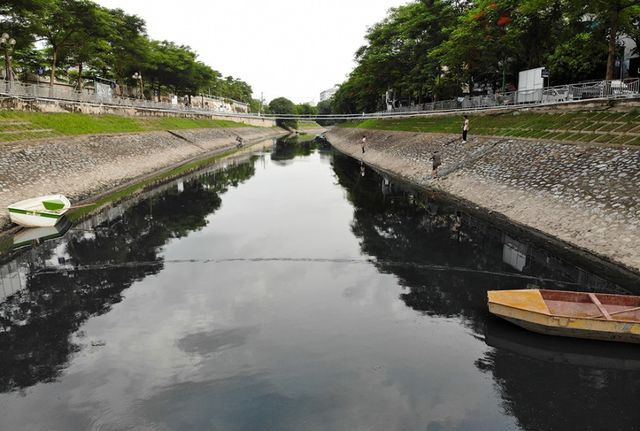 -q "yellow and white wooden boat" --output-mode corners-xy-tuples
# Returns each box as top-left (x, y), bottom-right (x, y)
(488, 289), (640, 344)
